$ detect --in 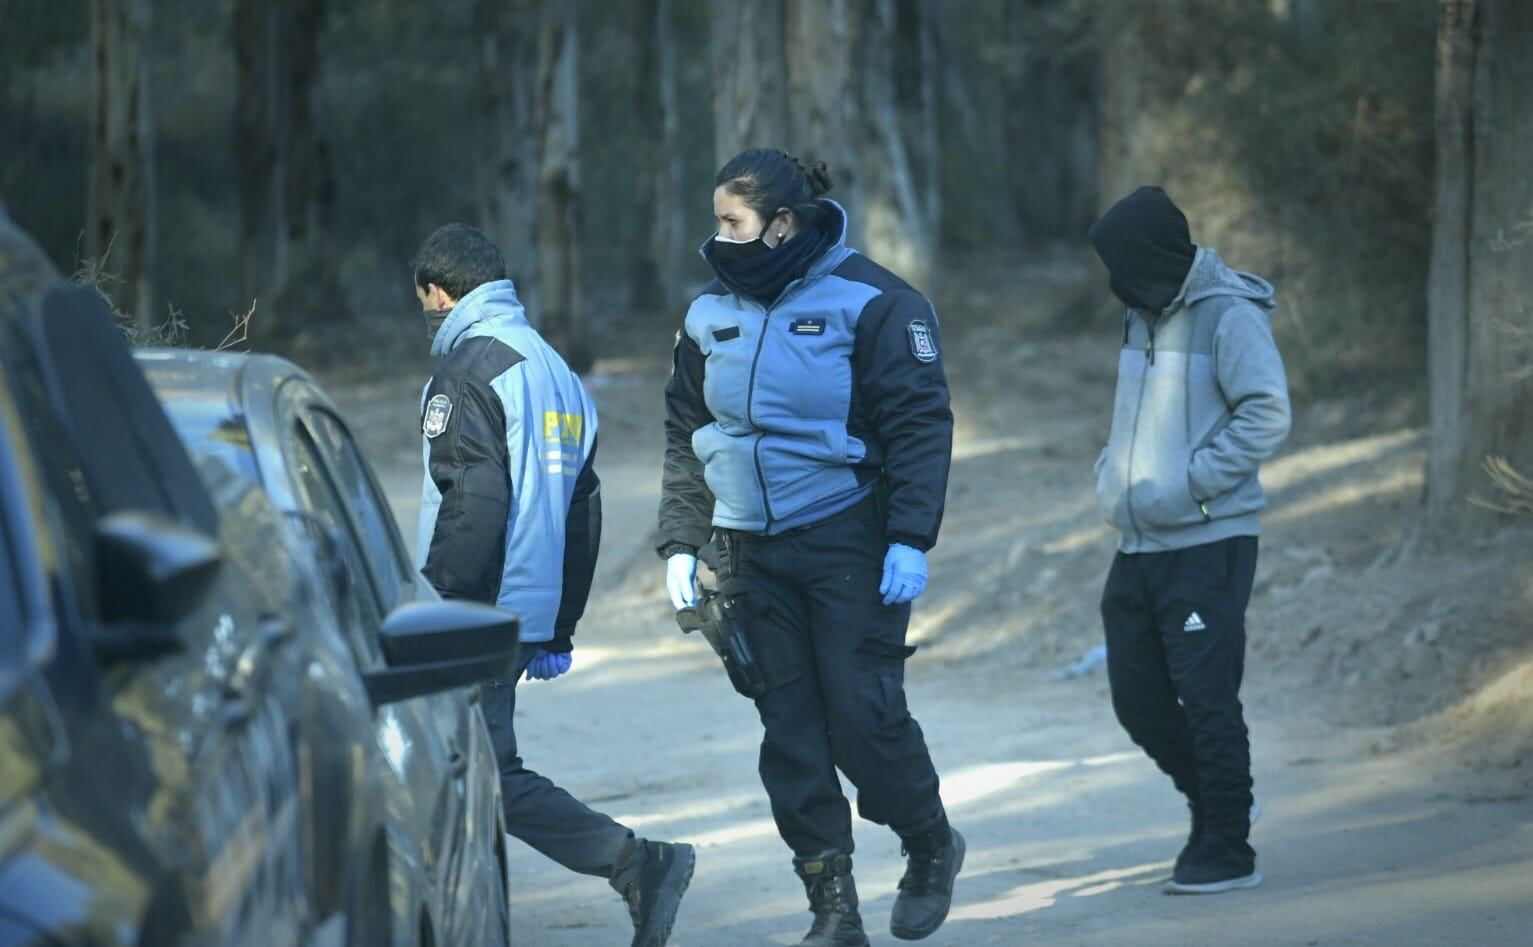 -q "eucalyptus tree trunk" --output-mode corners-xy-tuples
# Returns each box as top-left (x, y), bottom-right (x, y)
(711, 0), (789, 167)
(785, 0), (861, 246)
(630, 0), (686, 311)
(534, 1), (588, 370)
(1005, 0), (1098, 243)
(275, 0), (340, 323)
(88, 0), (157, 332)
(476, 0), (538, 295)
(856, 0), (936, 291)
(234, 0), (277, 310)
(234, 0), (339, 342)
(1426, 0), (1533, 521)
